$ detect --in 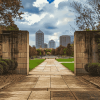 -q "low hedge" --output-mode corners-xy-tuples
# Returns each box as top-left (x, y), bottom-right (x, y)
(8, 59), (15, 70)
(84, 63), (91, 72)
(0, 58), (18, 75)
(0, 61), (9, 74)
(97, 63), (100, 75)
(84, 63), (100, 76)
(0, 59), (11, 69)
(13, 60), (18, 70)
